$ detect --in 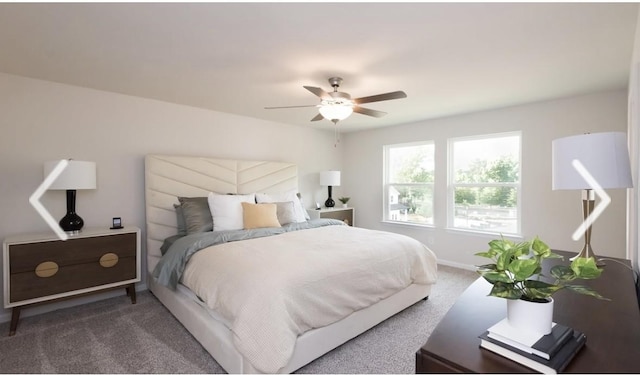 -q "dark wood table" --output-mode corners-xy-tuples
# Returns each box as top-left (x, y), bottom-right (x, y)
(416, 251), (640, 373)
